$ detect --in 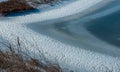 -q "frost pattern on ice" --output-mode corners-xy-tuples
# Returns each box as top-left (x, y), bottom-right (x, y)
(0, 0), (120, 72)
